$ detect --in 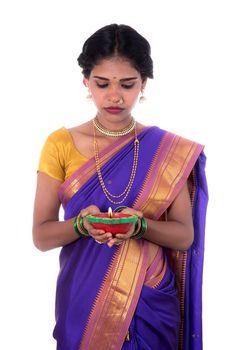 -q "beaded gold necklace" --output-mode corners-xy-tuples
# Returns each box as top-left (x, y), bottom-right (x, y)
(93, 116), (136, 137)
(93, 119), (139, 204)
